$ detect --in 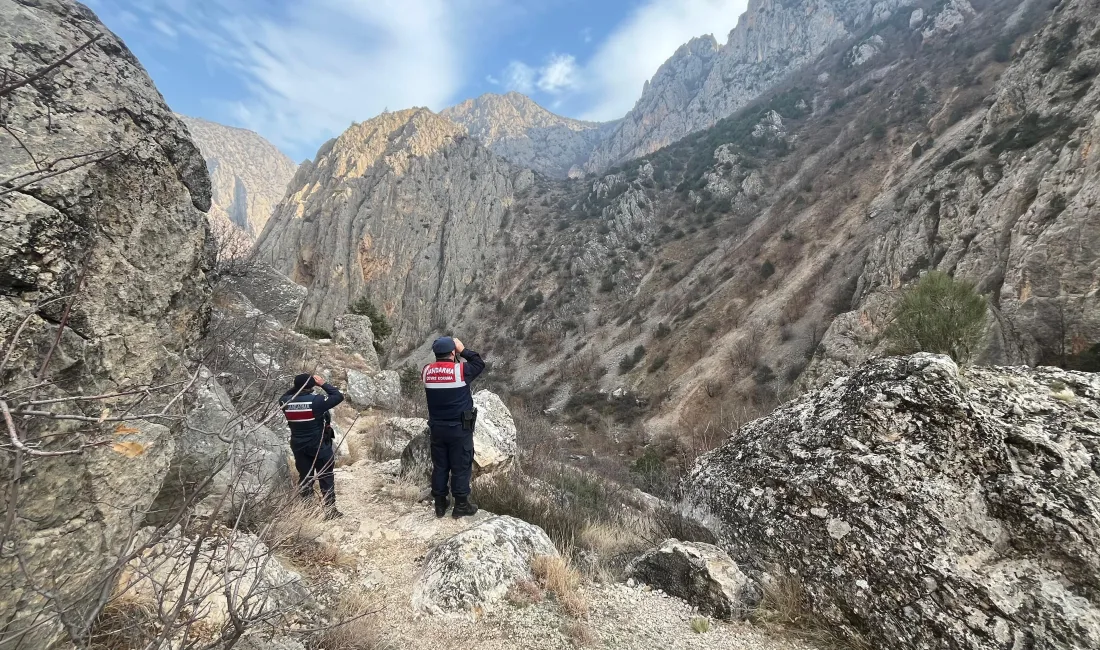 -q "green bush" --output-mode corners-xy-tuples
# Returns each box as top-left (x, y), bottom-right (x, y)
(295, 326), (332, 340)
(522, 292), (544, 313)
(398, 364), (421, 397)
(348, 296), (393, 350)
(618, 345), (646, 373)
(884, 271), (987, 363)
(760, 260), (776, 279)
